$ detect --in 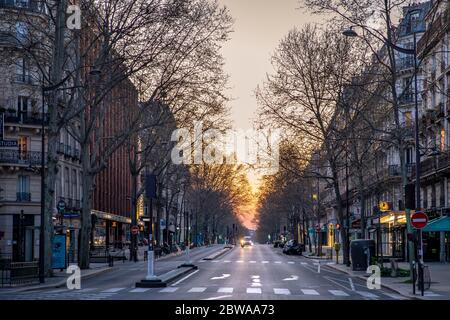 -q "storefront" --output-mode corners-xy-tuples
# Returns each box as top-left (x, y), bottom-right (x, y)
(423, 215), (450, 262)
(367, 211), (407, 261)
(91, 210), (131, 248)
